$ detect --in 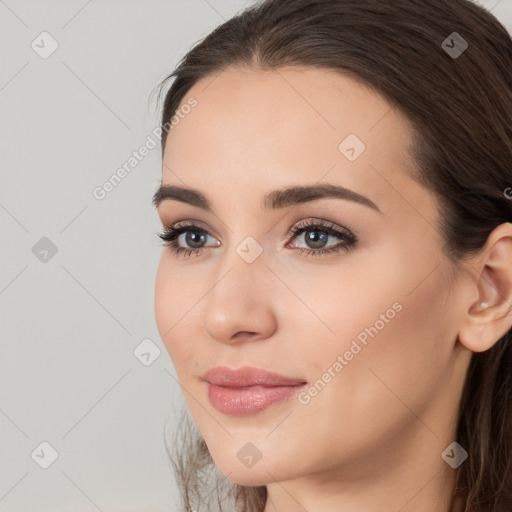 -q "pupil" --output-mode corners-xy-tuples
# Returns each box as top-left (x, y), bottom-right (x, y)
(186, 231), (206, 248)
(306, 230), (327, 248)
